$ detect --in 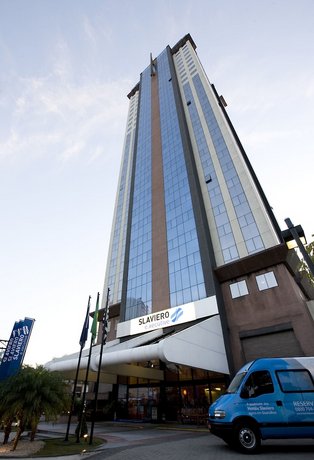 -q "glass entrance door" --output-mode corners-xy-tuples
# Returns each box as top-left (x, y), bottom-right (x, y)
(127, 387), (160, 420)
